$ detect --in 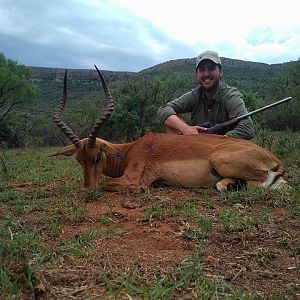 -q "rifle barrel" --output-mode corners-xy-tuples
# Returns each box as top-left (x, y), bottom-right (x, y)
(237, 96), (293, 121)
(206, 96), (293, 134)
